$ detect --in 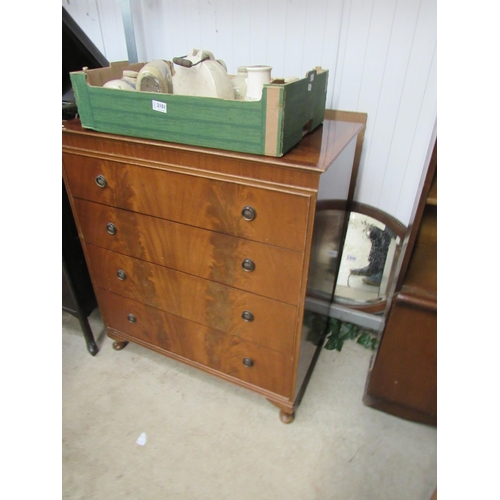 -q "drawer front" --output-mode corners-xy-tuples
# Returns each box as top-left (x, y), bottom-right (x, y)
(74, 199), (303, 305)
(63, 153), (310, 252)
(99, 289), (292, 397)
(87, 245), (297, 354)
